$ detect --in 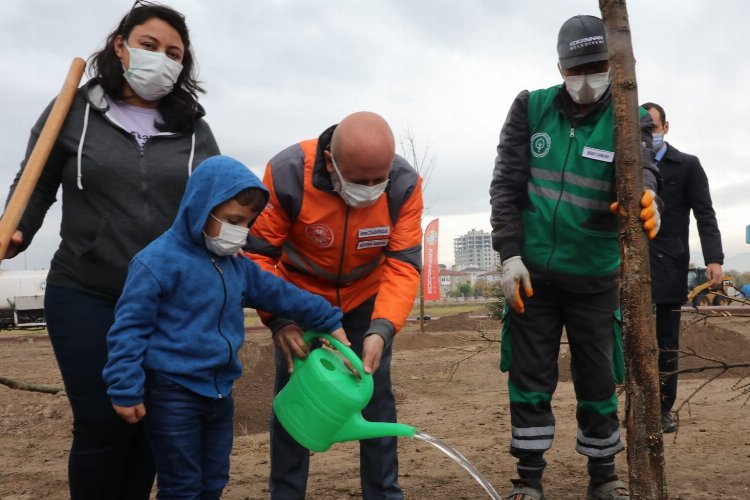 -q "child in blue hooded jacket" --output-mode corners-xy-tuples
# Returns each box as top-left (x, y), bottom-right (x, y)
(103, 155), (345, 499)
